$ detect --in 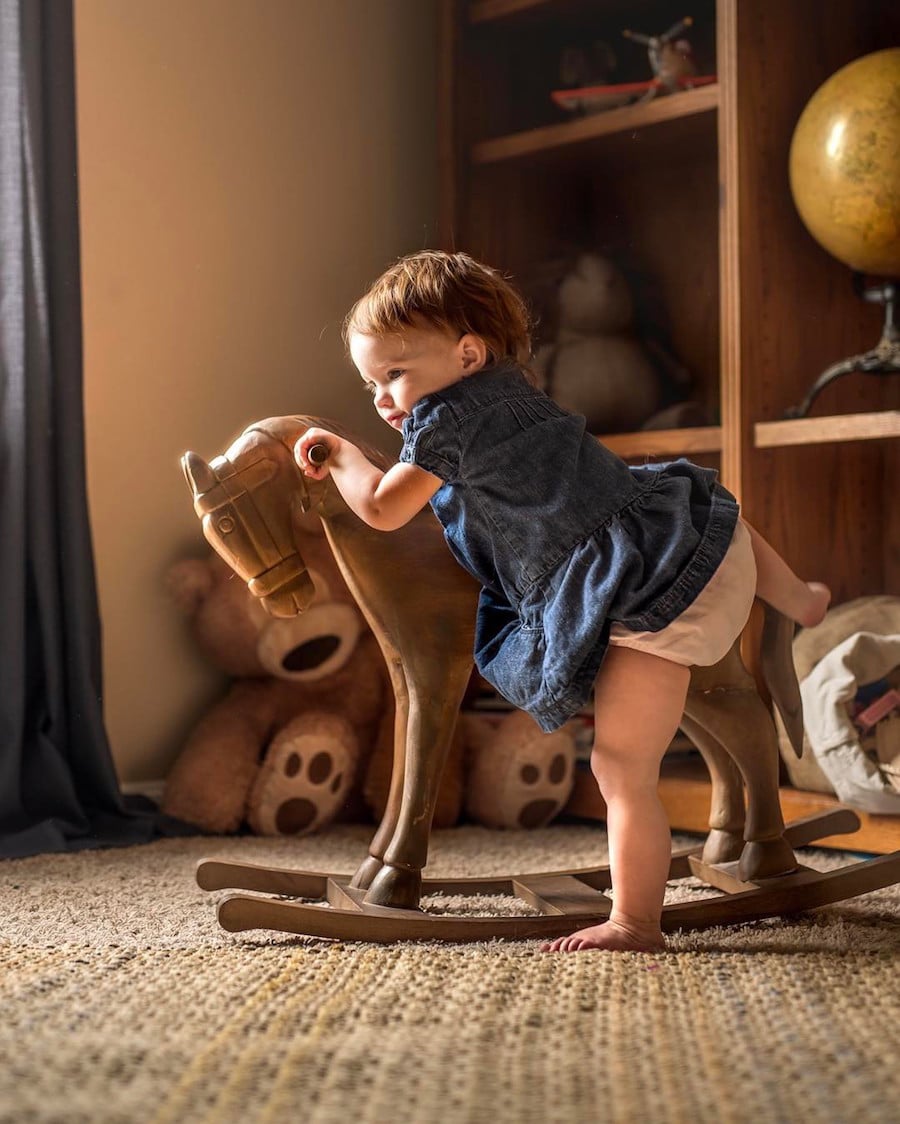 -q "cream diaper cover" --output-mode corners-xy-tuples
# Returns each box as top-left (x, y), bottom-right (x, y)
(608, 518), (756, 667)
